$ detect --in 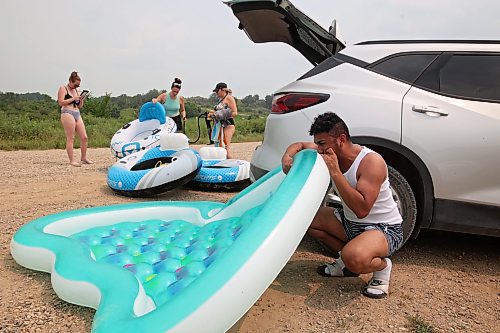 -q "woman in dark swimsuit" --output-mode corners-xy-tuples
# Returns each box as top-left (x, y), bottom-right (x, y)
(208, 82), (238, 159)
(57, 71), (92, 167)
